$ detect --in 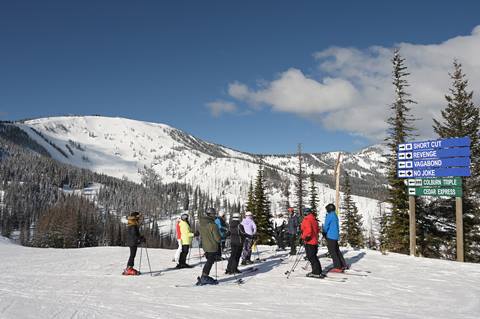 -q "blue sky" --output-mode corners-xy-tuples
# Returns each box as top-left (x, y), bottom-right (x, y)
(1, 1), (479, 154)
